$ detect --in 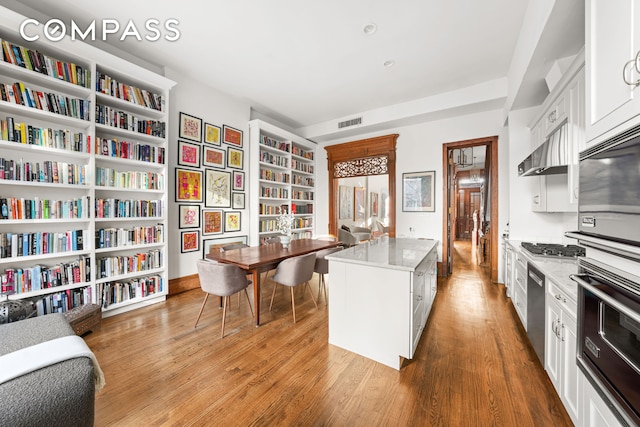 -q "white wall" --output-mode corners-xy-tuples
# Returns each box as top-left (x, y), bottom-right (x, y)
(166, 68), (251, 279)
(317, 109), (506, 262)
